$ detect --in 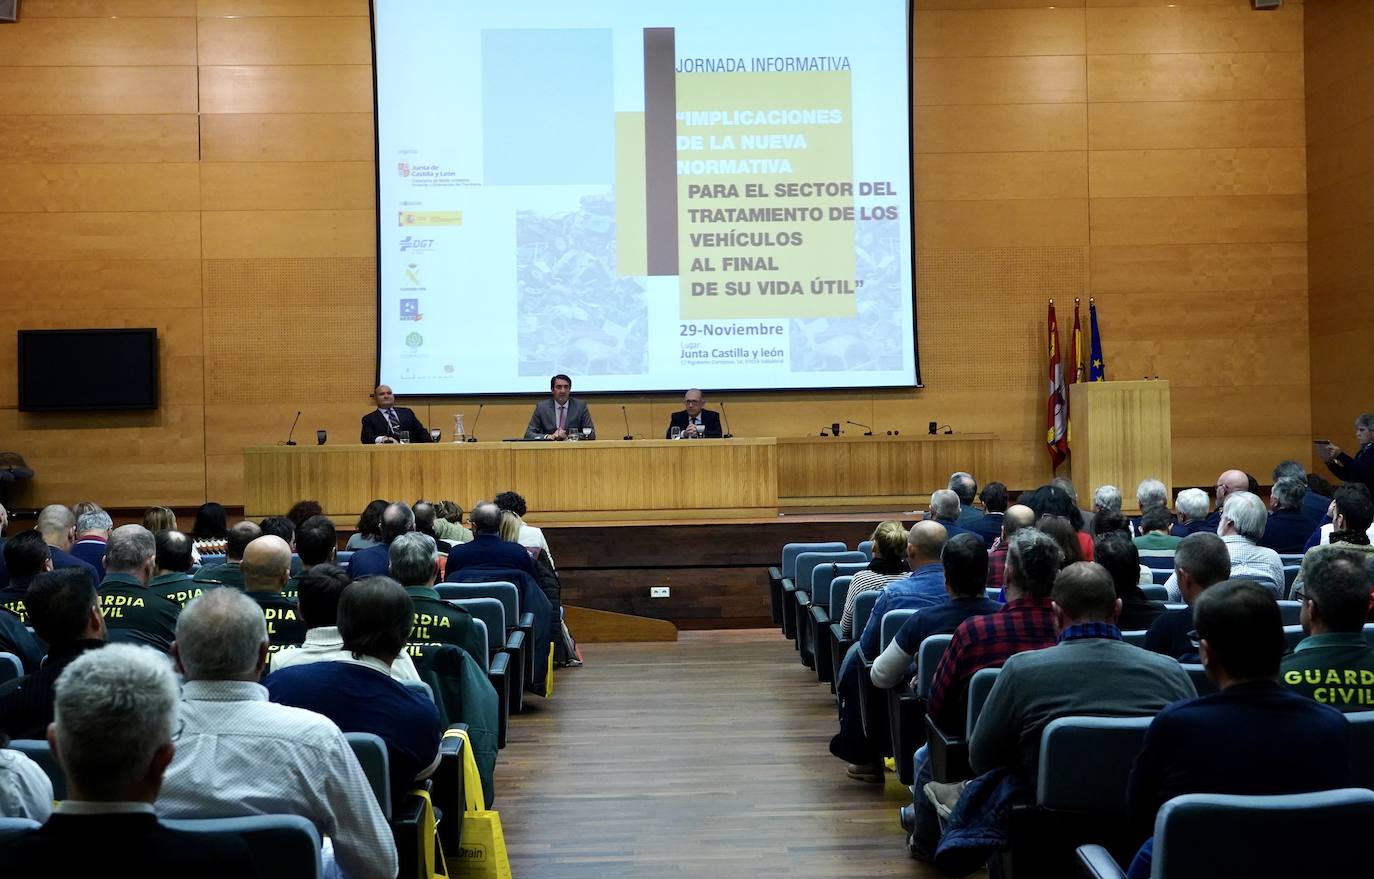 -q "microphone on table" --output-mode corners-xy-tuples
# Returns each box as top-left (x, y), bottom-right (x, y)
(719, 401), (733, 439)
(934, 424), (954, 435)
(847, 420), (874, 436)
(622, 405), (633, 441)
(281, 410), (301, 446)
(467, 403), (483, 442)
